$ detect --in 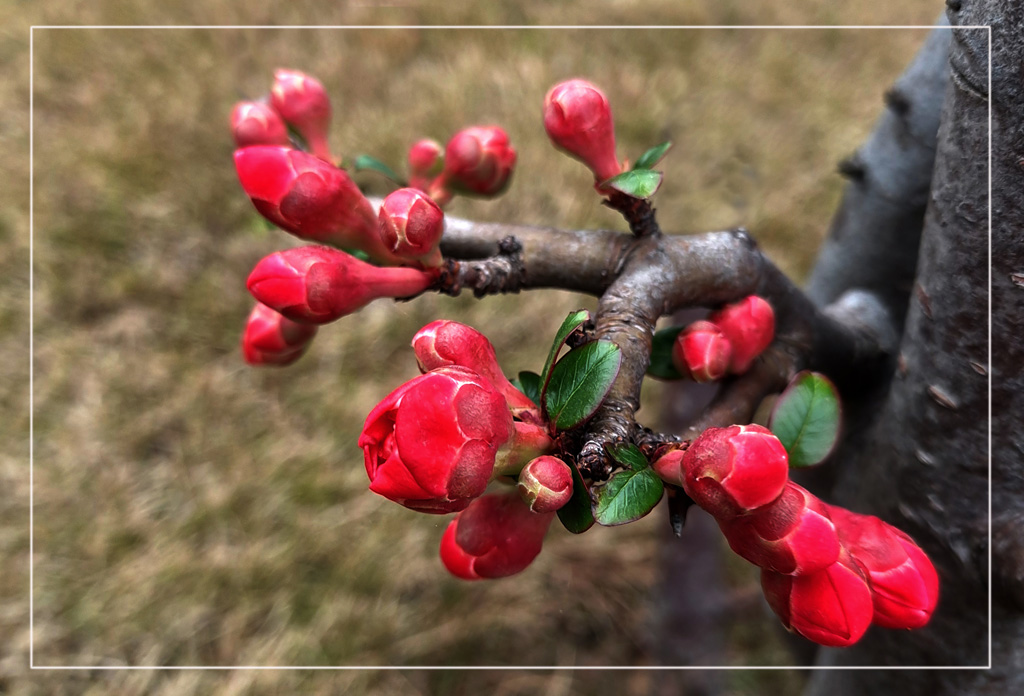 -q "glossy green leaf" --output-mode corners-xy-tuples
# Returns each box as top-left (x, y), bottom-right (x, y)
(601, 169), (663, 199)
(592, 466), (664, 526)
(517, 371), (542, 405)
(557, 458), (595, 534)
(768, 371), (842, 468)
(544, 341), (622, 431)
(633, 141), (672, 170)
(353, 154), (406, 185)
(539, 310), (590, 416)
(607, 442), (649, 472)
(647, 325), (685, 380)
